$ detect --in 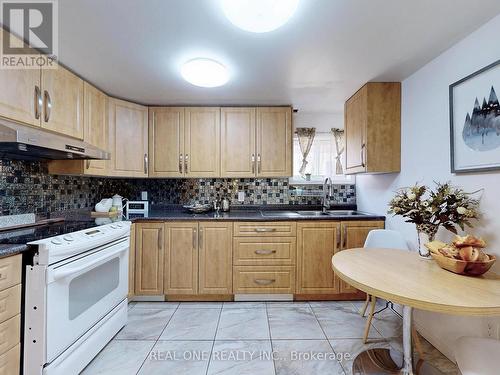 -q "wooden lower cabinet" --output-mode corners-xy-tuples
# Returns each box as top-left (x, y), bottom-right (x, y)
(233, 266), (295, 294)
(198, 222), (233, 294)
(134, 223), (164, 295)
(338, 221), (385, 293)
(164, 222), (198, 295)
(296, 222), (341, 294)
